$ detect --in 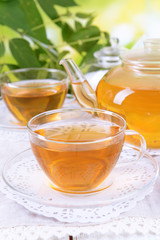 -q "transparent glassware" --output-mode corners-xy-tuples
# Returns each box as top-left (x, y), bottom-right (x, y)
(0, 68), (68, 126)
(96, 39), (160, 148)
(60, 39), (160, 148)
(27, 108), (146, 194)
(81, 38), (124, 73)
(1, 146), (158, 222)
